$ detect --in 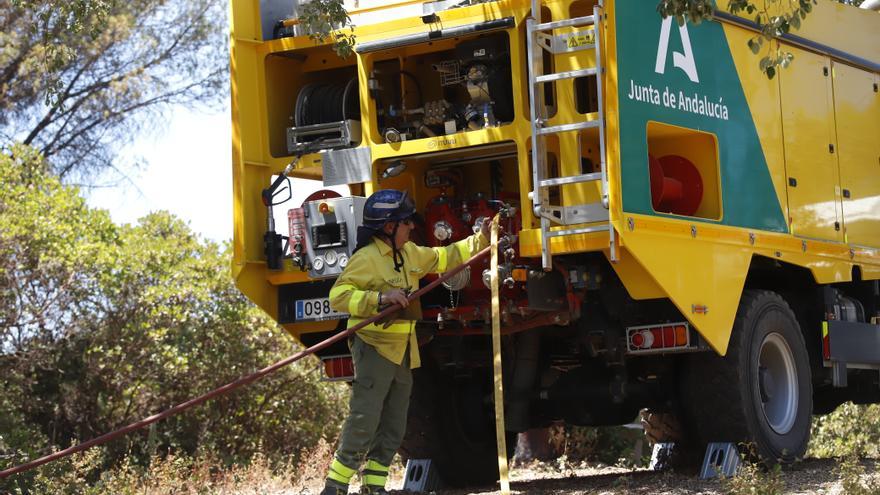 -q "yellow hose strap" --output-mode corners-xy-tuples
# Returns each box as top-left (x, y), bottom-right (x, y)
(490, 215), (511, 494)
(328, 458), (356, 484)
(434, 246), (448, 273)
(365, 460), (389, 472)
